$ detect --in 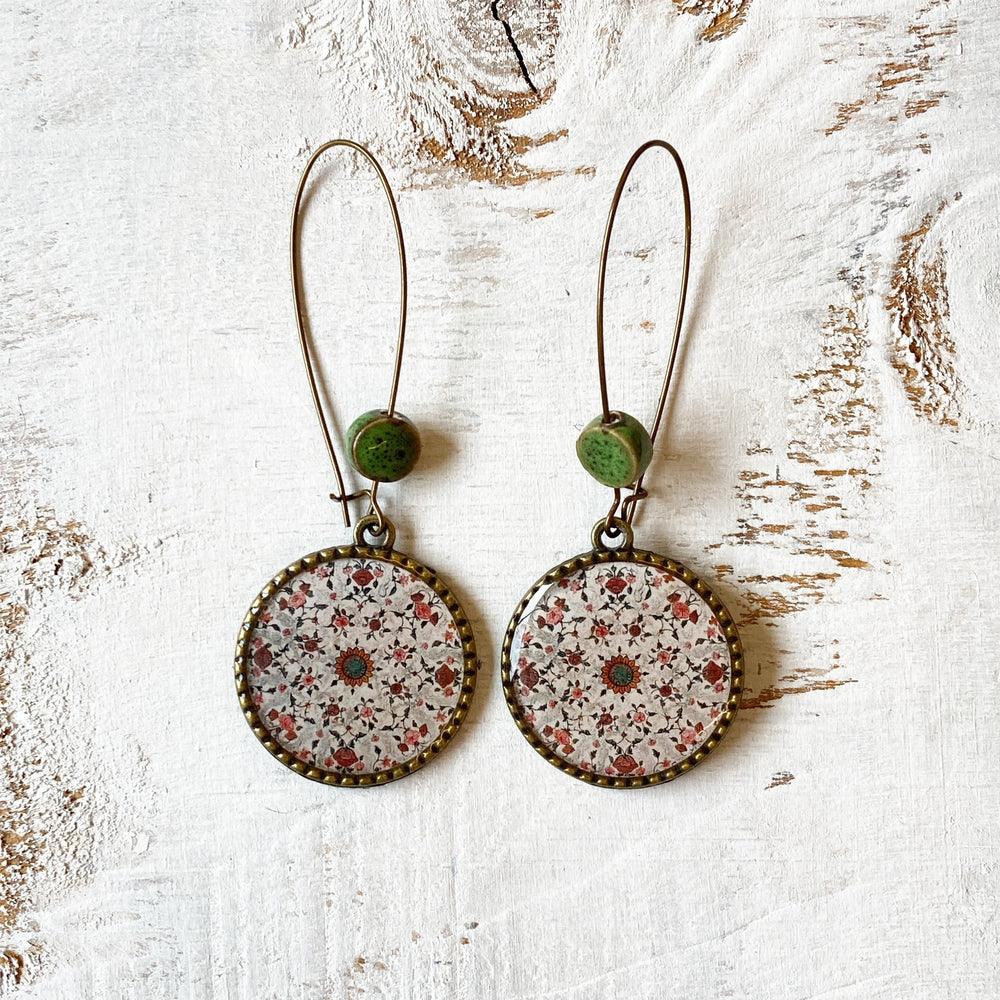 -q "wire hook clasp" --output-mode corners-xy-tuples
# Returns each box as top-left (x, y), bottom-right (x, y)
(594, 139), (691, 527)
(289, 139), (408, 529)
